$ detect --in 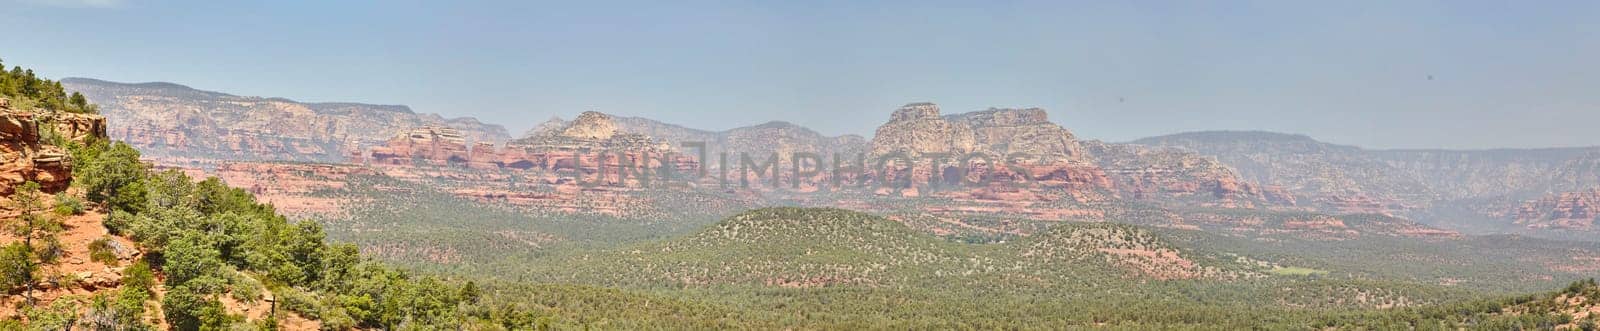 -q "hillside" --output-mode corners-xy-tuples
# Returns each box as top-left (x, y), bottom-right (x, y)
(1319, 279), (1600, 329)
(526, 207), (1274, 289)
(3, 62), (723, 329)
(612, 208), (966, 287)
(11, 58), (1600, 329)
